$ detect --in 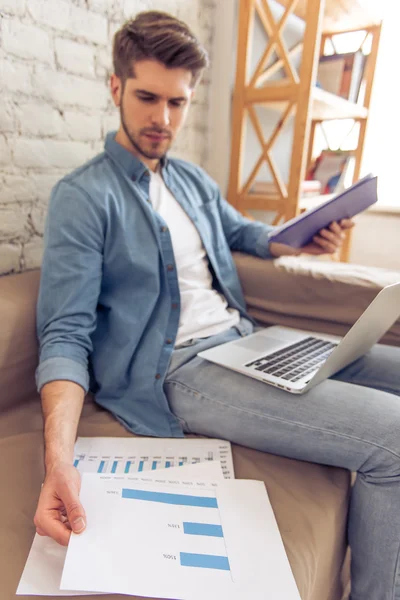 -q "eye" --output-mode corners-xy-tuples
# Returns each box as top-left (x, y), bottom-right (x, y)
(169, 100), (185, 108)
(139, 96), (156, 103)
